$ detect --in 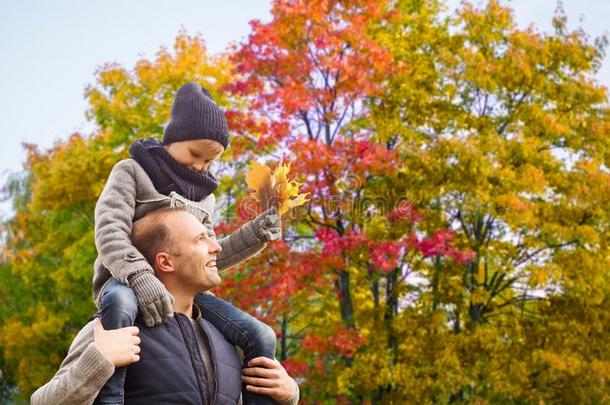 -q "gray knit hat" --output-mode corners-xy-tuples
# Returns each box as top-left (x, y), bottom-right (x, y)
(163, 82), (230, 148)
